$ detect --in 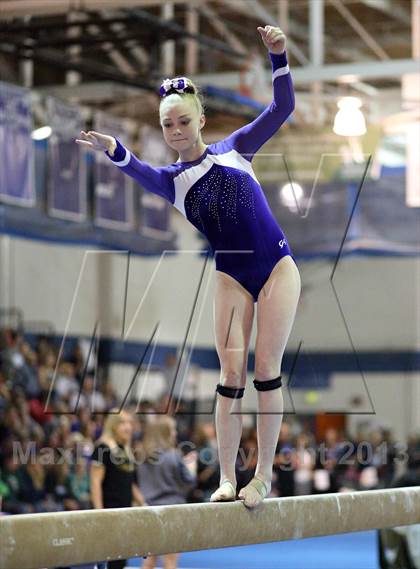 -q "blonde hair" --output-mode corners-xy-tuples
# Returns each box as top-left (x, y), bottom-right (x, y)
(100, 409), (133, 456)
(159, 77), (205, 119)
(141, 415), (176, 460)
